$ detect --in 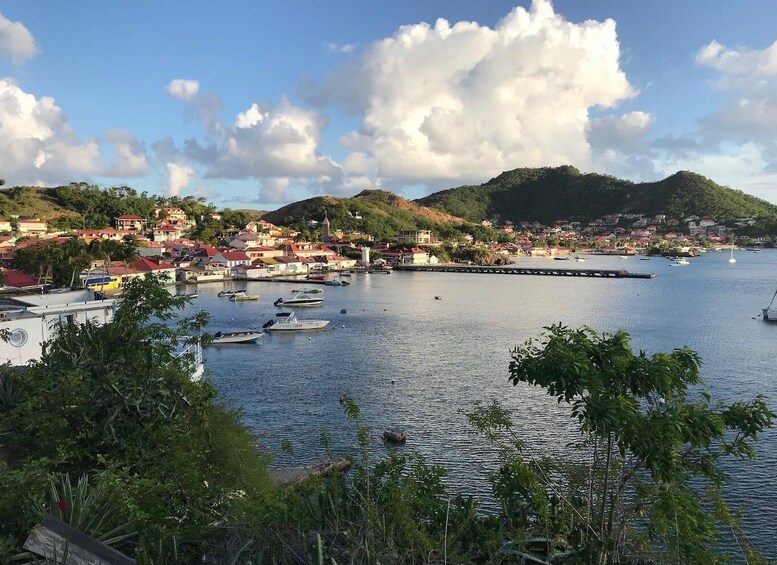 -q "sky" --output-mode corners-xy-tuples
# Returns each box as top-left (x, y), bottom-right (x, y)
(1, 0), (777, 209)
